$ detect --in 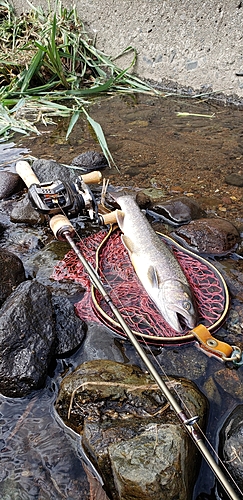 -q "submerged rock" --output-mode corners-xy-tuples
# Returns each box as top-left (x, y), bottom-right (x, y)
(0, 171), (25, 199)
(219, 405), (243, 492)
(0, 248), (26, 307)
(71, 151), (108, 172)
(147, 196), (205, 226)
(172, 217), (240, 255)
(55, 359), (207, 500)
(225, 173), (243, 187)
